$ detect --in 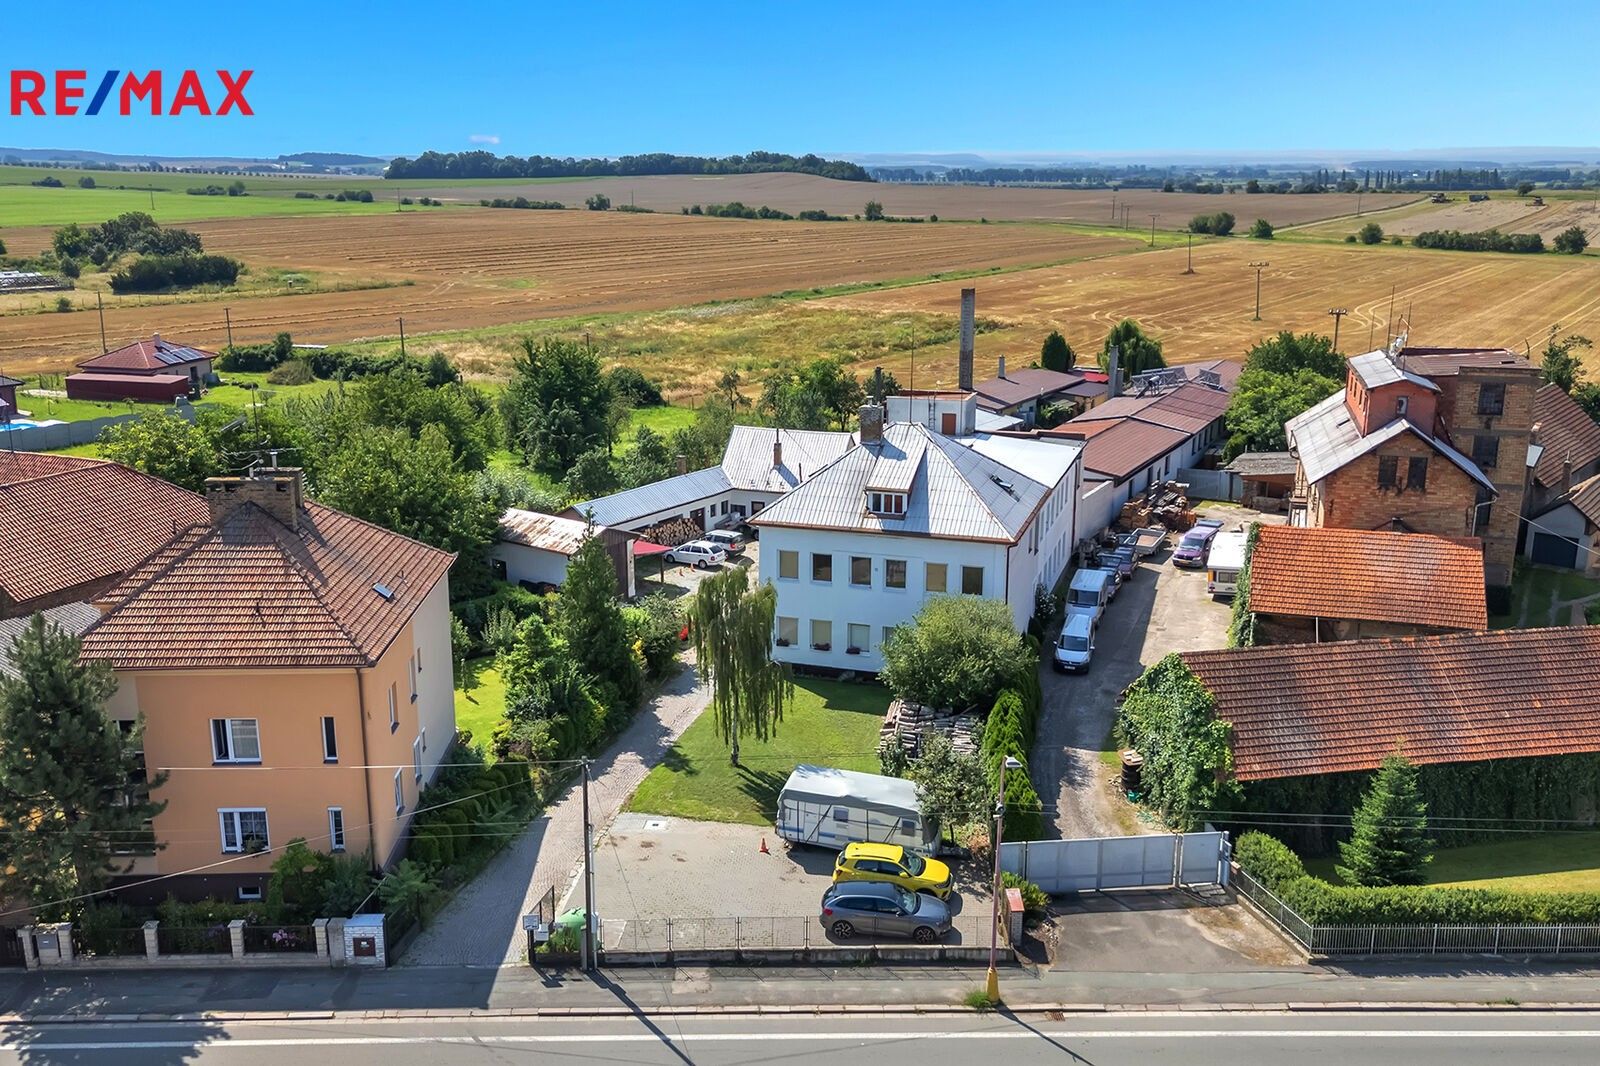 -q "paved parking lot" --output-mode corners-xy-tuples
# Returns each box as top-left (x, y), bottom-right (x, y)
(637, 541), (759, 598)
